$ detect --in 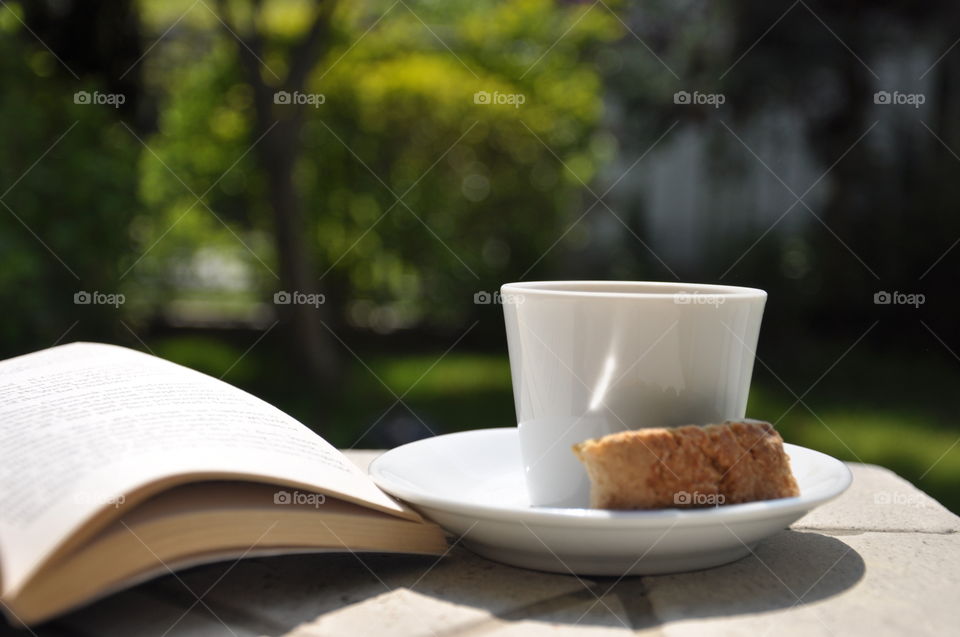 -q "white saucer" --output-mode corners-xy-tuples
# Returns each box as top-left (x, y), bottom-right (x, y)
(369, 428), (852, 575)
